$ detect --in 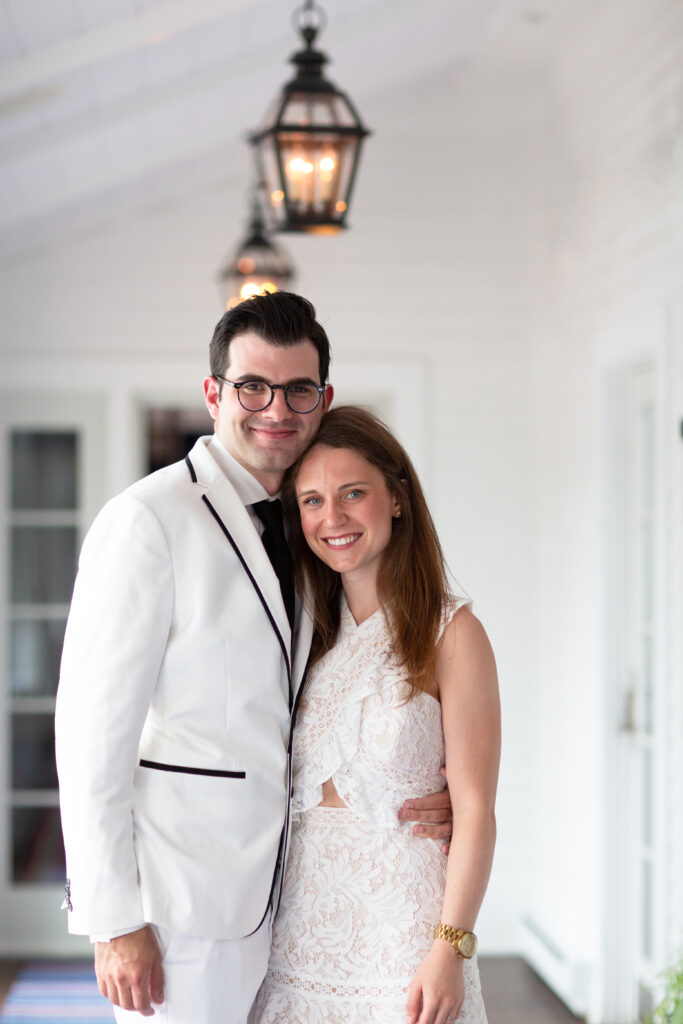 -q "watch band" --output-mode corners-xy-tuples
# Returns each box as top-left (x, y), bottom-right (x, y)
(433, 923), (478, 958)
